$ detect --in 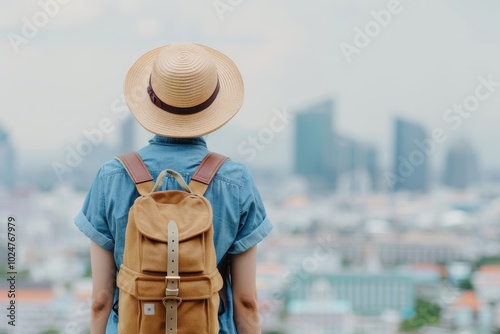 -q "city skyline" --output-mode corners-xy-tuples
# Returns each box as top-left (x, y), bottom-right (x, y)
(0, 97), (491, 193)
(2, 1), (500, 171)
